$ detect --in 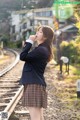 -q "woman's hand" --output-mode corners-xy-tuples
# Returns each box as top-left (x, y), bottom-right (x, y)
(29, 35), (37, 42)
